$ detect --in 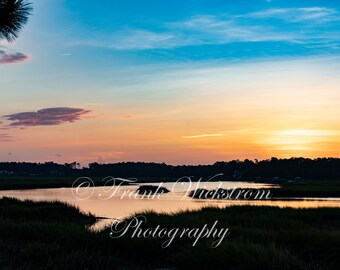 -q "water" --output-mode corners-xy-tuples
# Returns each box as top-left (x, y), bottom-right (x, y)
(0, 181), (339, 230)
